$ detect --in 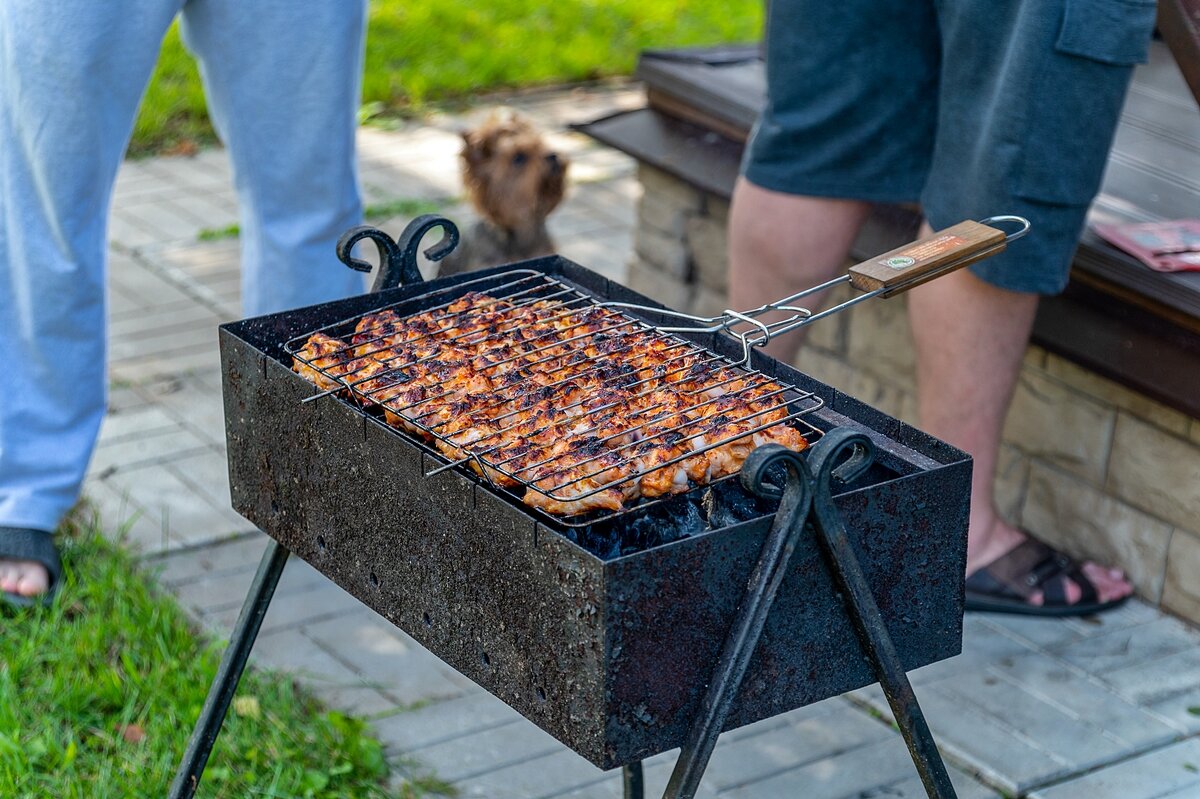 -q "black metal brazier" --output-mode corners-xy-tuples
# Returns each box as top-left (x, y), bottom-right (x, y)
(216, 219), (970, 769)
